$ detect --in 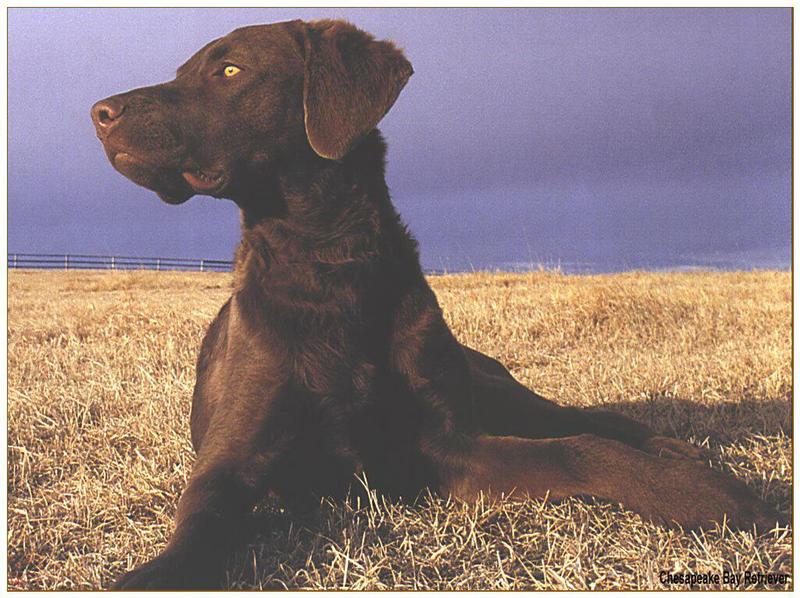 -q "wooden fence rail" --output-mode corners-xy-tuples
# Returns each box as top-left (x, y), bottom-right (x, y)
(7, 253), (234, 272)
